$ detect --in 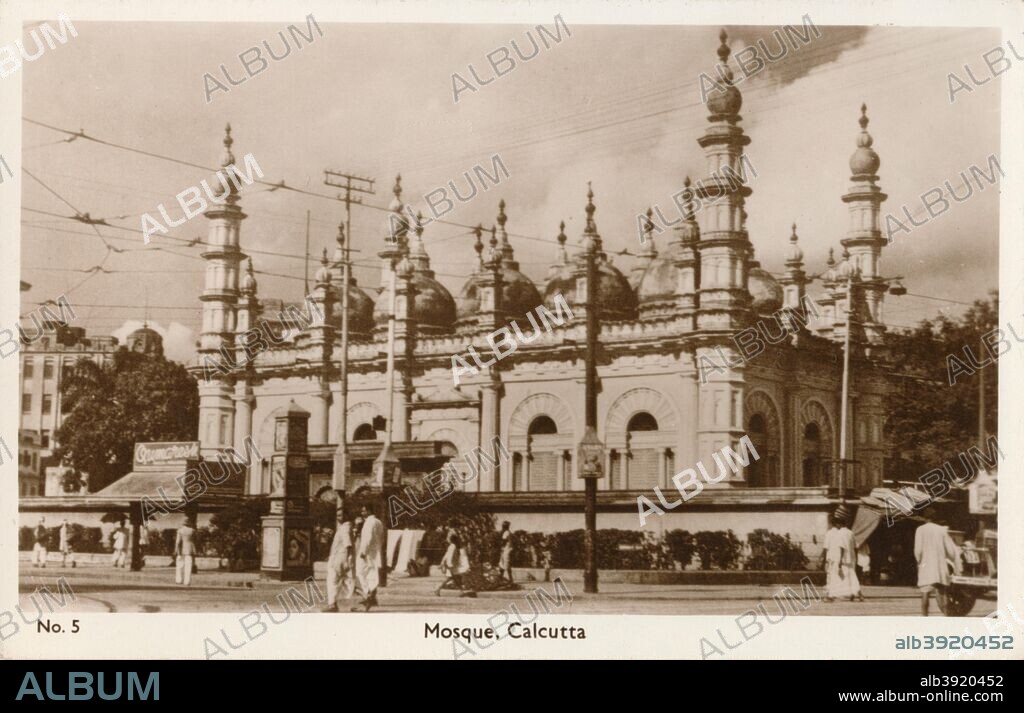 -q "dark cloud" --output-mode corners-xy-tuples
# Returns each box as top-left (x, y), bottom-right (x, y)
(727, 25), (871, 88)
